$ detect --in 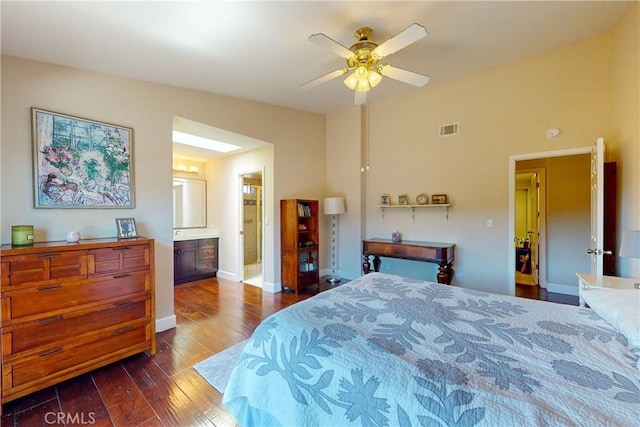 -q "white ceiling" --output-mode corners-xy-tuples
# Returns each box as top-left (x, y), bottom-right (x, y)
(1, 1), (633, 158)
